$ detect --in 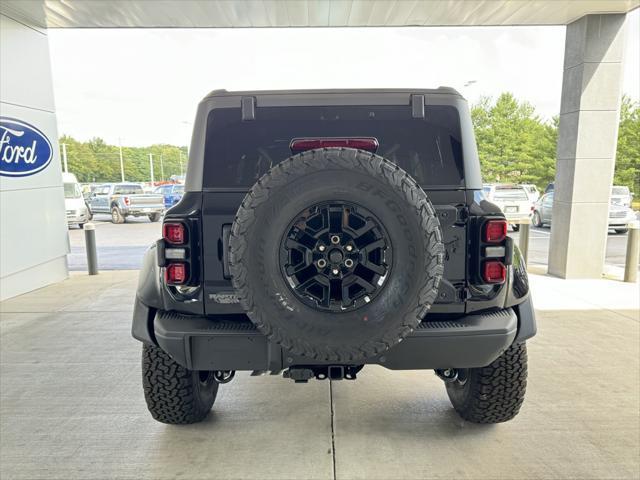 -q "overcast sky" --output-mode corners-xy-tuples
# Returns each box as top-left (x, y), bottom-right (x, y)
(49, 9), (639, 147)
